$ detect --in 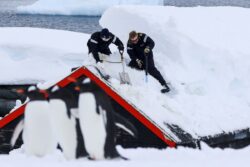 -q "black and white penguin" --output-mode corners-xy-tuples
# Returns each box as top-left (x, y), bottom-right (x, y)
(48, 78), (87, 159)
(77, 78), (137, 160)
(12, 86), (57, 157)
